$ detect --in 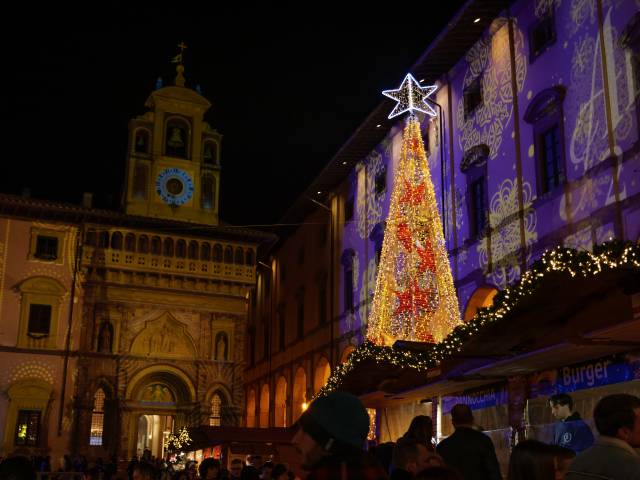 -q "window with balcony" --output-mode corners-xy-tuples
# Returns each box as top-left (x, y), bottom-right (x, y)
(34, 236), (58, 261)
(524, 86), (567, 196)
